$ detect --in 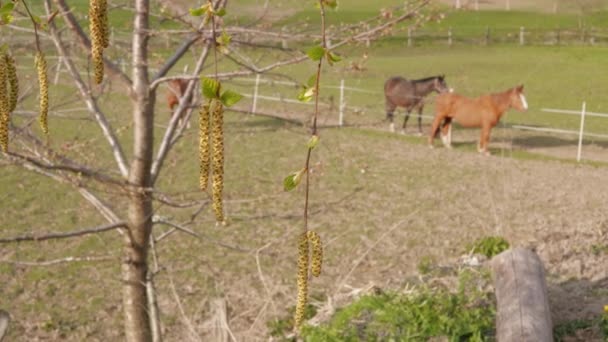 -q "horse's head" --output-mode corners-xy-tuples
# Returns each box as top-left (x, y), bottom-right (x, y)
(433, 75), (452, 94)
(510, 84), (528, 112)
